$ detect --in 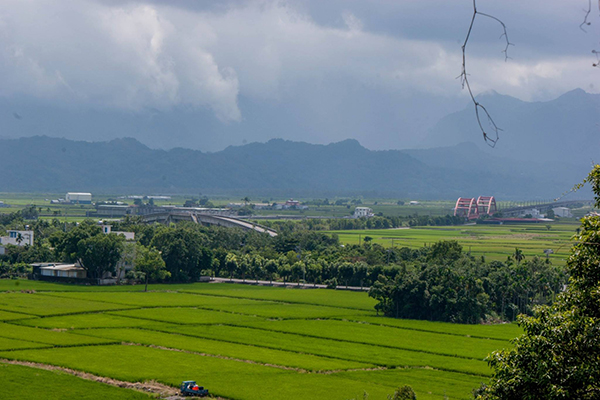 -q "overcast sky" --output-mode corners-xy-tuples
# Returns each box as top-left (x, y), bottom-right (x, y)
(1, 0), (598, 151)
